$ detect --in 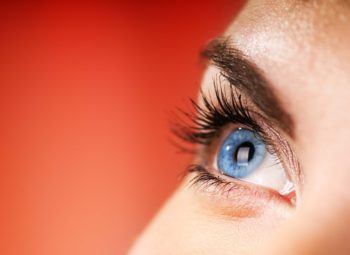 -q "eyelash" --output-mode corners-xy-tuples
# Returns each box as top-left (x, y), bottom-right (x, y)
(187, 164), (242, 194)
(171, 79), (282, 192)
(172, 80), (260, 145)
